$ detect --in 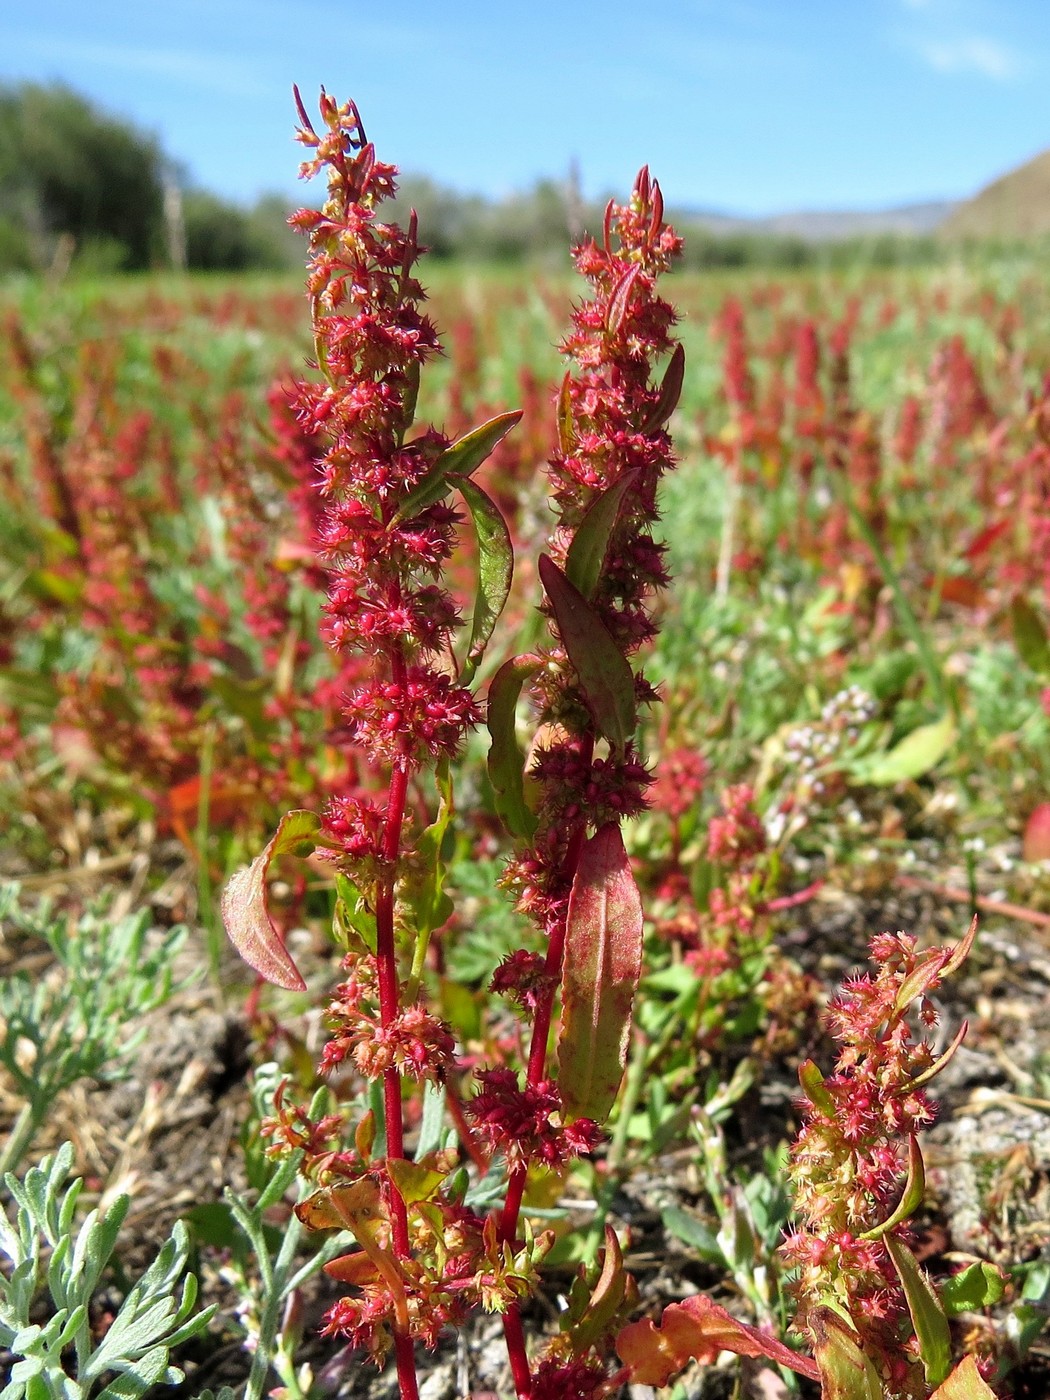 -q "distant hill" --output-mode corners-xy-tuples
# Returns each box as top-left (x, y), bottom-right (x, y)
(940, 148), (1050, 240)
(674, 200), (957, 244)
